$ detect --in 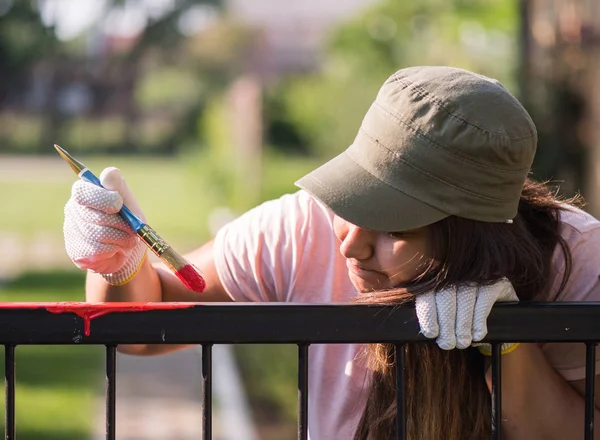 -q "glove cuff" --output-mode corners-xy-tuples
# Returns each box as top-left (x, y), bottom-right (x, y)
(100, 243), (148, 286)
(474, 342), (520, 356)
